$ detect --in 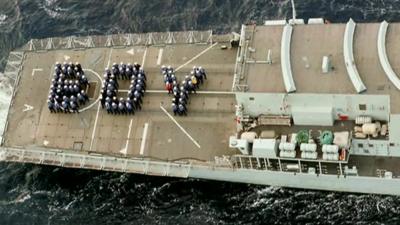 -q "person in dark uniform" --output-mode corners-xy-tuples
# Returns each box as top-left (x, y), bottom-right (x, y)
(172, 103), (178, 116)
